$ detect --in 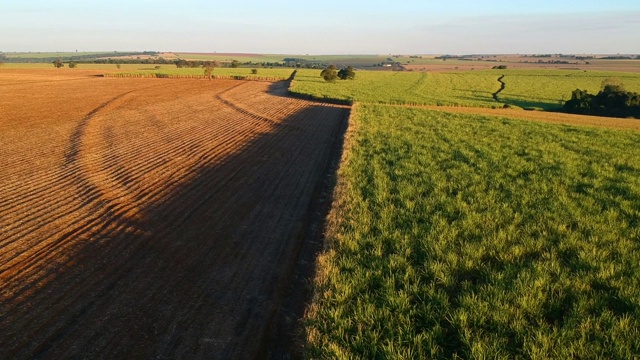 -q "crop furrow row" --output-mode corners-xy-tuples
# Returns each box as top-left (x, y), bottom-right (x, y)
(0, 111), (288, 350)
(0, 112), (271, 274)
(0, 81), (183, 208)
(0, 98), (266, 240)
(0, 107), (268, 245)
(0, 92), (284, 290)
(0, 78), (350, 359)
